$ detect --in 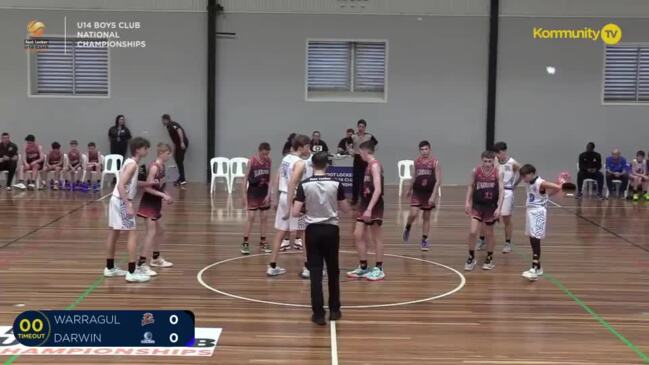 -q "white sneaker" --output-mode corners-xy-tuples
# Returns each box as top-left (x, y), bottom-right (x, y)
(502, 242), (513, 254)
(27, 183), (36, 190)
(150, 258), (174, 268)
(279, 239), (291, 252)
(522, 267), (543, 281)
(300, 267), (310, 279)
(293, 238), (304, 250)
(126, 271), (151, 283)
(137, 264), (158, 277)
(13, 183), (26, 190)
(464, 258), (477, 271)
(266, 265), (287, 277)
(103, 266), (127, 277)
